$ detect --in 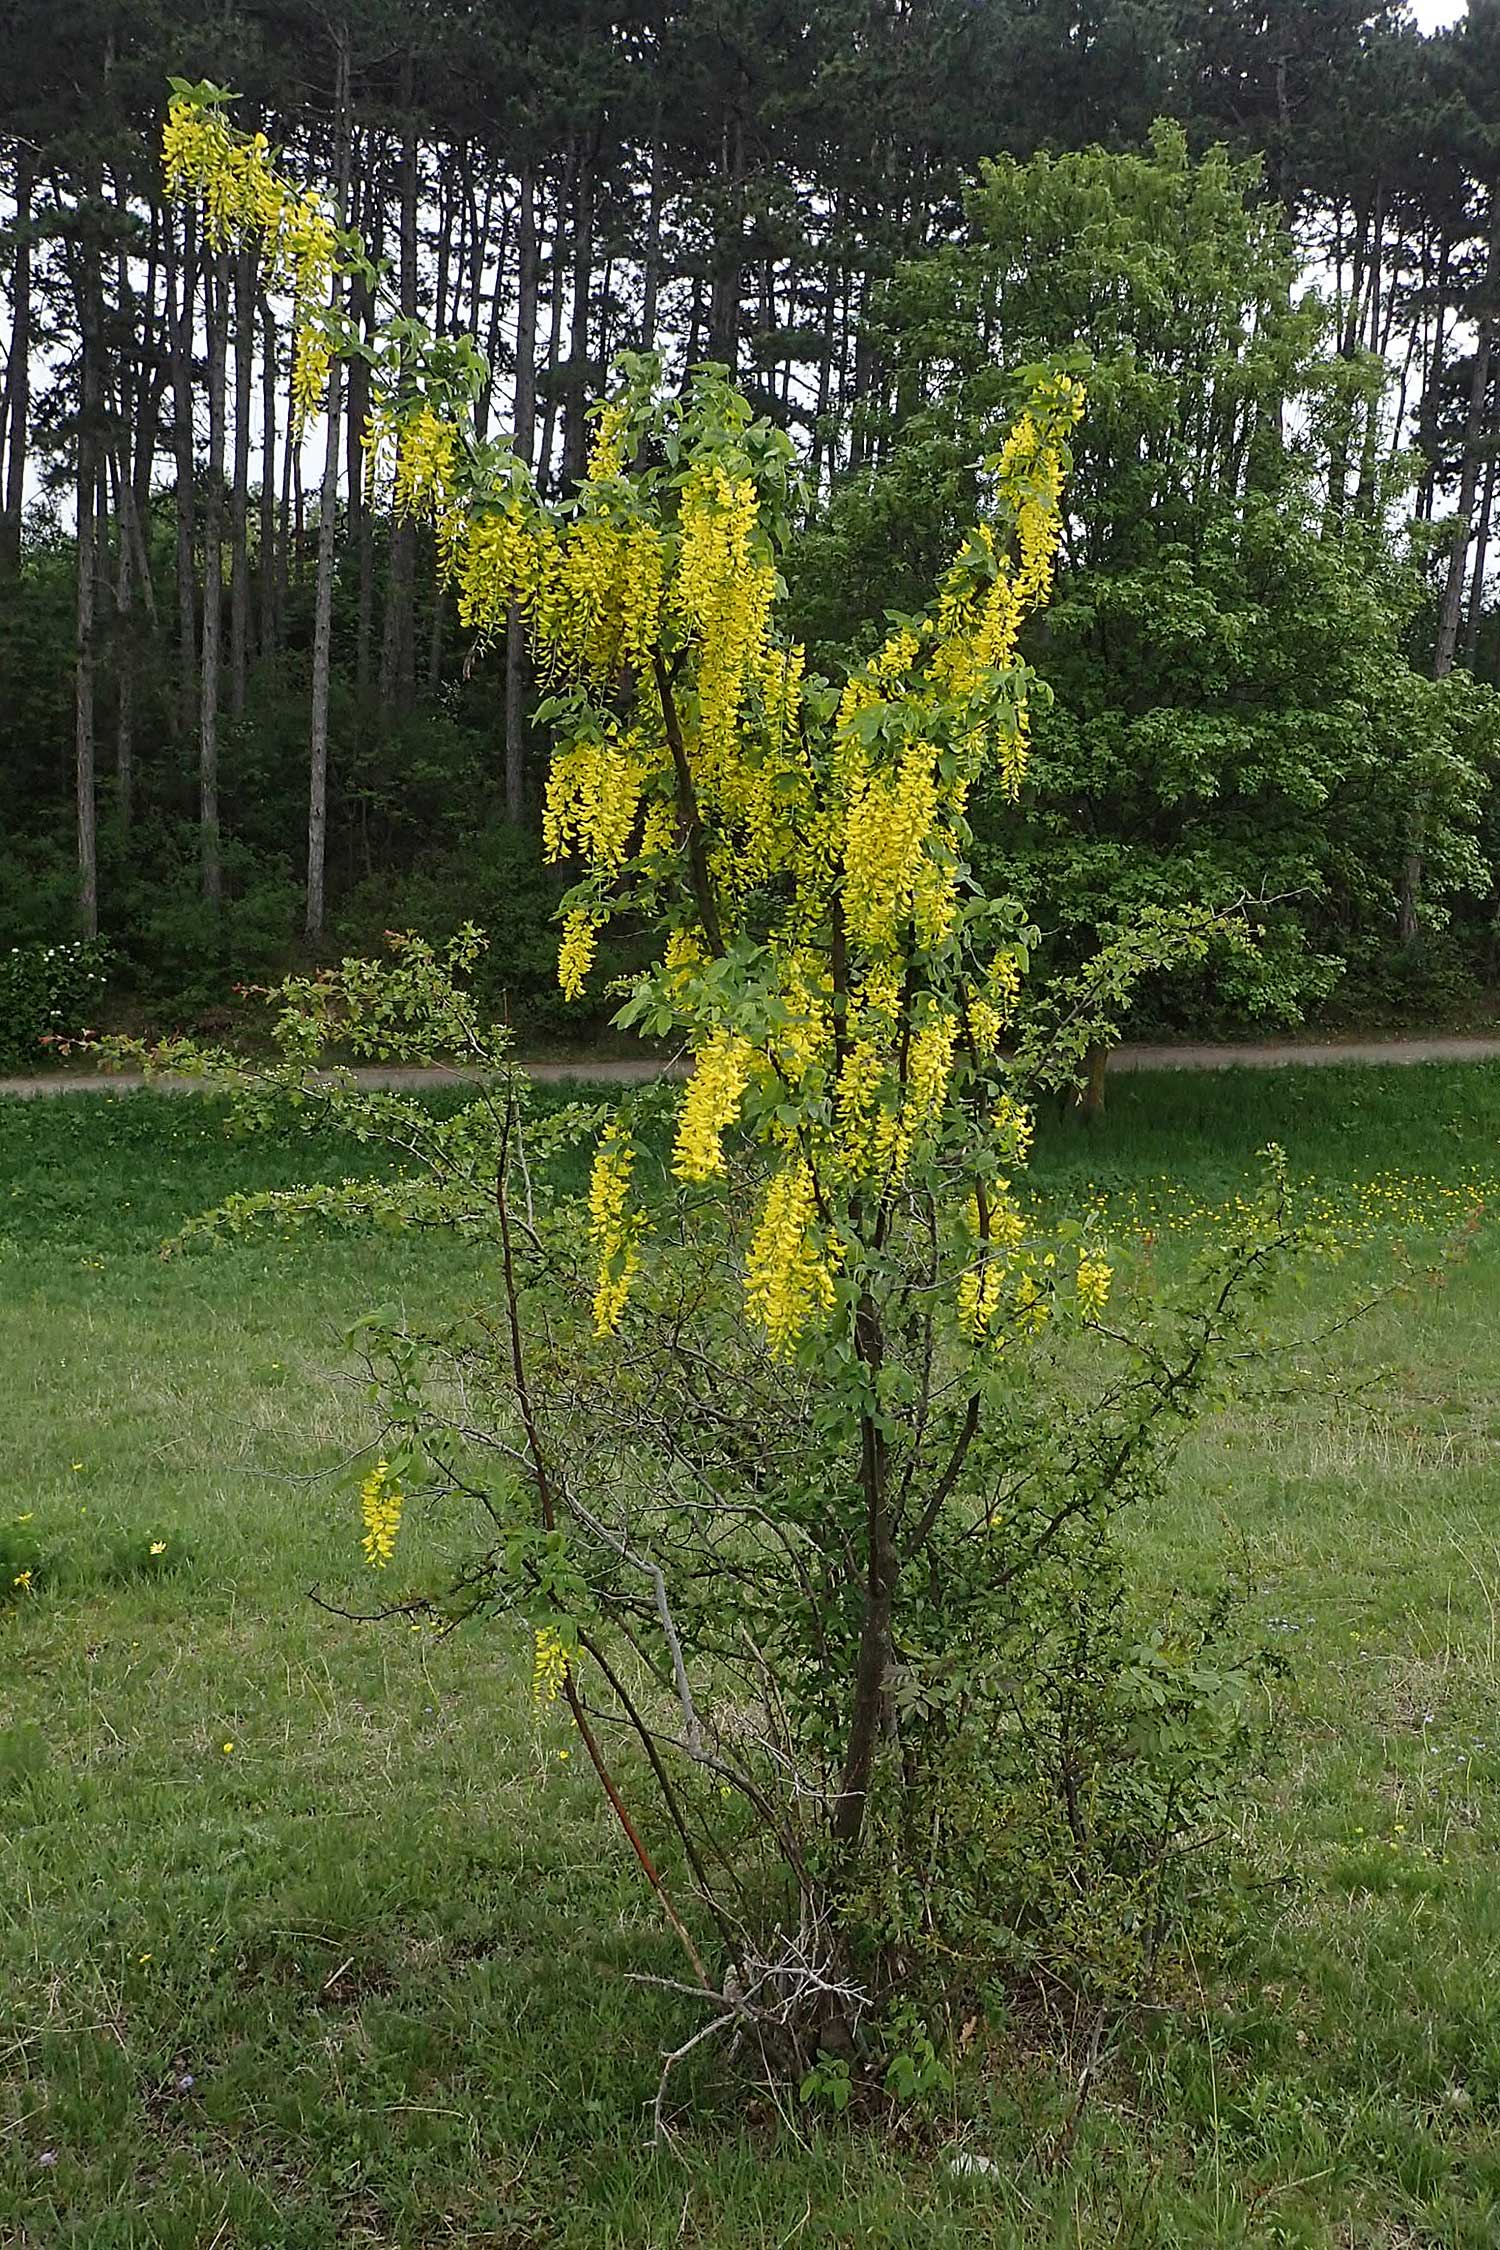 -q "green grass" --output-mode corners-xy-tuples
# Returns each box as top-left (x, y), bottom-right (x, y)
(3, 1069), (1500, 2245)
